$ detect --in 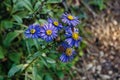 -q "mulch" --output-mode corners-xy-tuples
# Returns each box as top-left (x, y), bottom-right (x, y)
(73, 0), (120, 80)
